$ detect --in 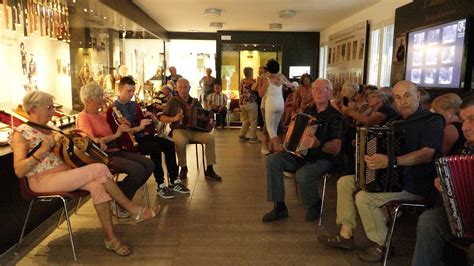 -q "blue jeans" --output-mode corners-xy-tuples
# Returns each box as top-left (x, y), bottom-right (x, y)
(266, 152), (332, 209)
(412, 207), (453, 266)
